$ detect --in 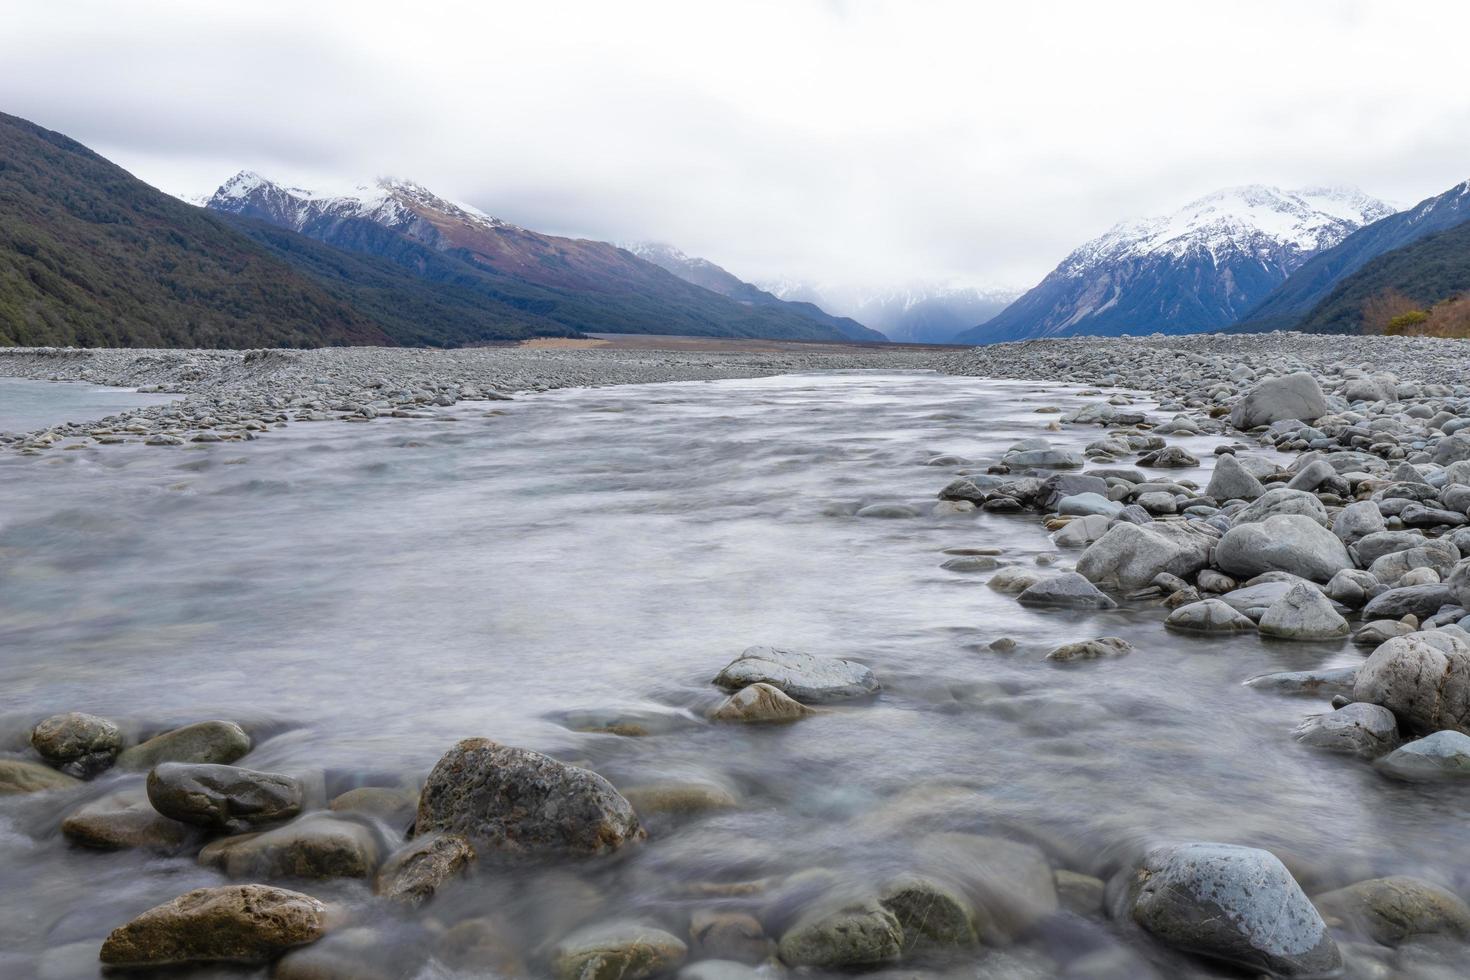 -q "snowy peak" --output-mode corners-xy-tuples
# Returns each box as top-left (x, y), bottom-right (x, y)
(1069, 184), (1396, 271)
(207, 172), (518, 236)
